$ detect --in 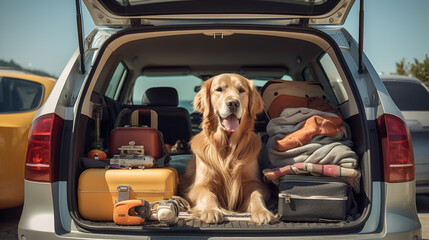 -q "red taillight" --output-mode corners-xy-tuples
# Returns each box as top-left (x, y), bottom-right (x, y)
(377, 114), (414, 183)
(25, 113), (64, 182)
